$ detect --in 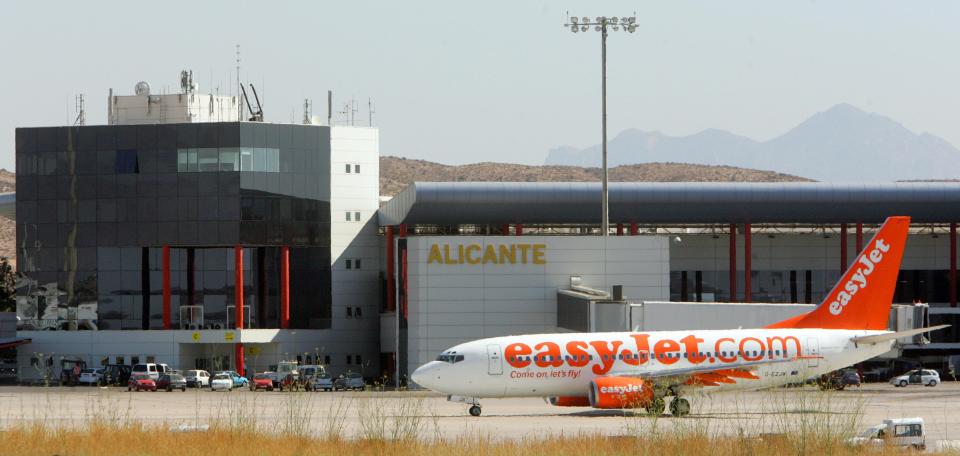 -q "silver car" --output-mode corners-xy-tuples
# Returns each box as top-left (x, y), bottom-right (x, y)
(312, 372), (334, 391)
(890, 369), (940, 387)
